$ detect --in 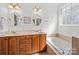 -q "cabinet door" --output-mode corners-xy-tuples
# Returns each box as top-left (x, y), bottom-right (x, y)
(32, 35), (39, 53)
(0, 37), (8, 55)
(26, 35), (32, 54)
(8, 36), (19, 55)
(40, 34), (46, 51)
(19, 36), (31, 55)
